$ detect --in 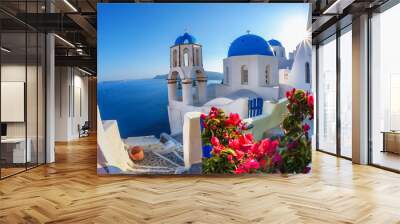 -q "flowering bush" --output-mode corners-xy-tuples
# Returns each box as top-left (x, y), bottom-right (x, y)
(201, 88), (314, 175)
(280, 88), (314, 173)
(201, 107), (281, 174)
(201, 107), (246, 147)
